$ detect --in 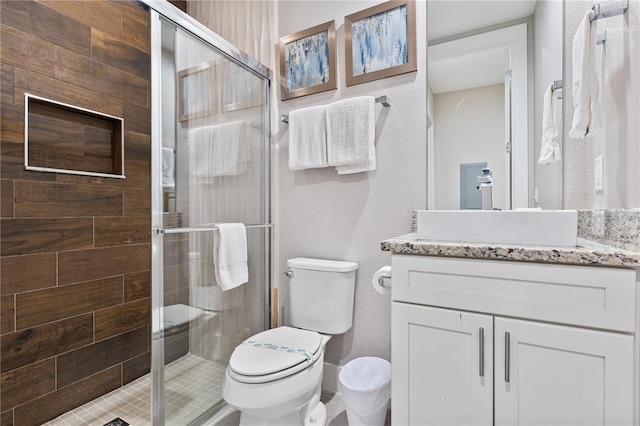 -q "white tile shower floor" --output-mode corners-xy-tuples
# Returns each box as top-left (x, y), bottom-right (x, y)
(44, 354), (227, 426)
